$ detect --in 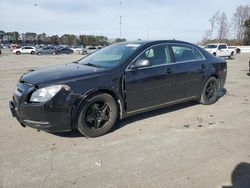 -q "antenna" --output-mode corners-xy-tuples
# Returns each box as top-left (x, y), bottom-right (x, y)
(119, 1), (122, 38)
